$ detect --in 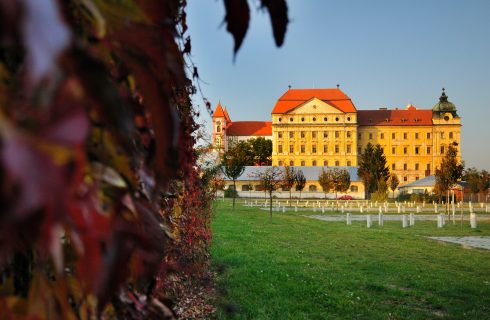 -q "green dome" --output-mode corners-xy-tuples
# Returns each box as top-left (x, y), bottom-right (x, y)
(432, 89), (457, 112)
